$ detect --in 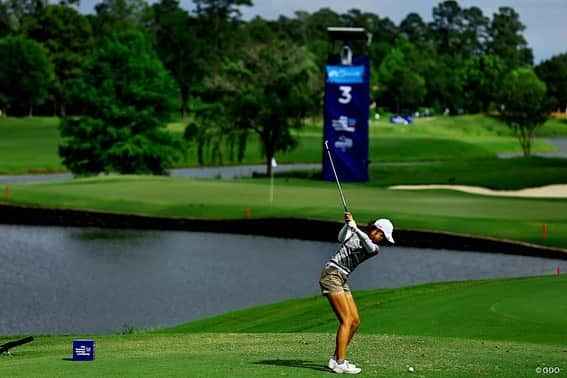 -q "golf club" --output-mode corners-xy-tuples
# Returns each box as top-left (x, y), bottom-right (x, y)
(0, 336), (33, 355)
(324, 140), (349, 212)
